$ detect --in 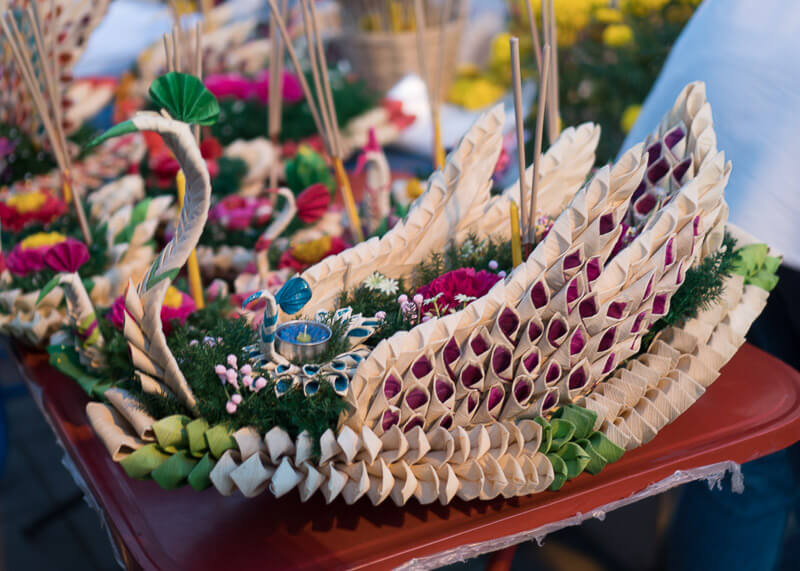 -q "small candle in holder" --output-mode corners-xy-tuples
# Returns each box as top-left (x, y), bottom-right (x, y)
(275, 320), (332, 362)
